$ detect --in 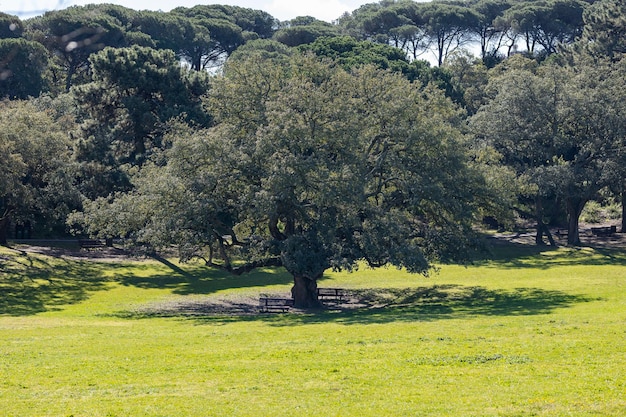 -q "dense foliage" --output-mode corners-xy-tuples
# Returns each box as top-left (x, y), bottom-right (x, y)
(73, 53), (486, 307)
(1, 0), (625, 305)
